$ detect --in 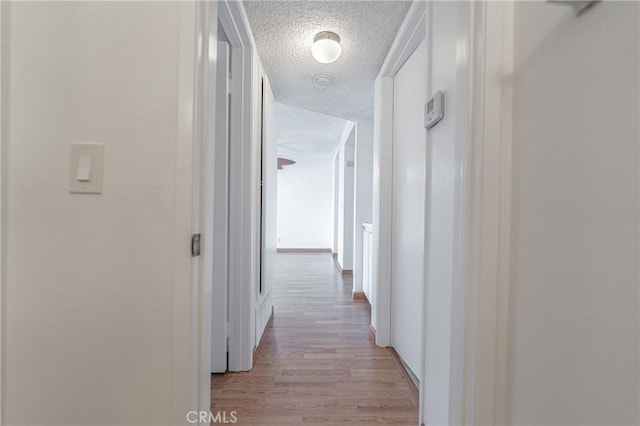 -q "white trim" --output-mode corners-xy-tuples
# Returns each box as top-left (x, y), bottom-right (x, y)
(379, 0), (427, 77)
(416, 2), (514, 425)
(232, 40), (254, 372)
(446, 2), (514, 424)
(372, 0), (426, 349)
(186, 1), (257, 422)
(194, 0), (218, 409)
(172, 2), (201, 424)
(464, 2), (514, 425)
(336, 121), (356, 156)
(446, 2), (475, 424)
(374, 1), (514, 425)
(418, 3), (433, 423)
(371, 75), (393, 347)
(201, 0), (255, 374)
(494, 4), (514, 422)
(0, 3), (6, 423)
(223, 0), (254, 372)
(210, 37), (229, 373)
